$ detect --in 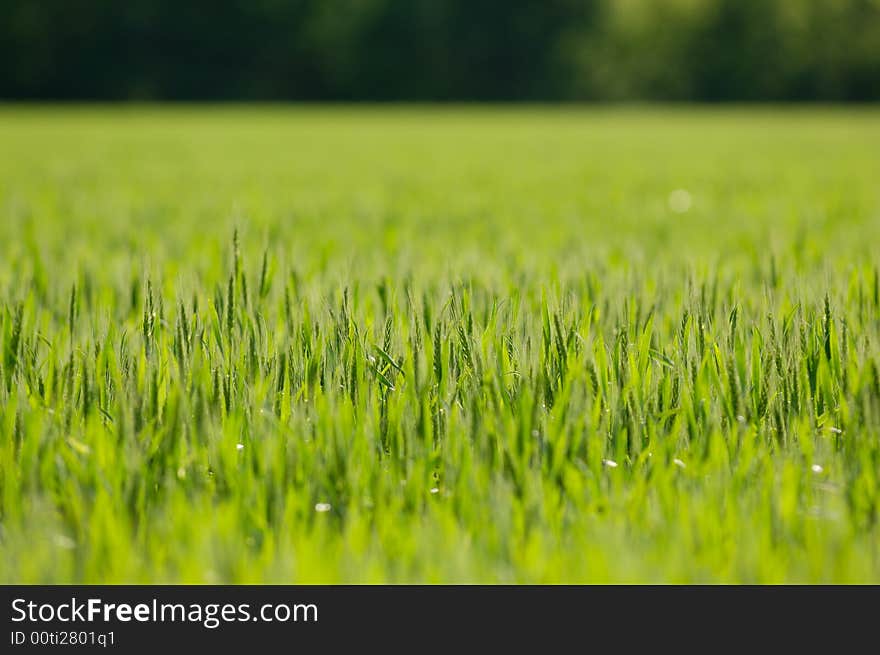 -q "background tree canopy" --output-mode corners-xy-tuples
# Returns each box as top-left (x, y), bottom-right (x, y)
(2, 0), (879, 101)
